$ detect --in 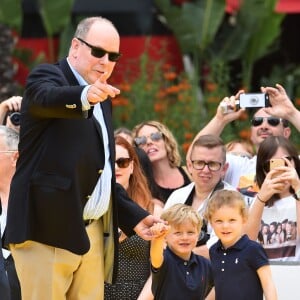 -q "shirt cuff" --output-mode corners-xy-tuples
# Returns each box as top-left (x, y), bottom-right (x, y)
(81, 85), (91, 111)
